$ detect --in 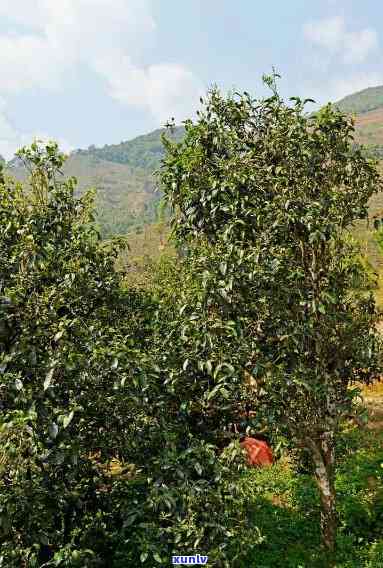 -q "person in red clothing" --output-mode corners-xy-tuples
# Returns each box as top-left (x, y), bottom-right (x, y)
(228, 418), (274, 467)
(240, 436), (273, 467)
